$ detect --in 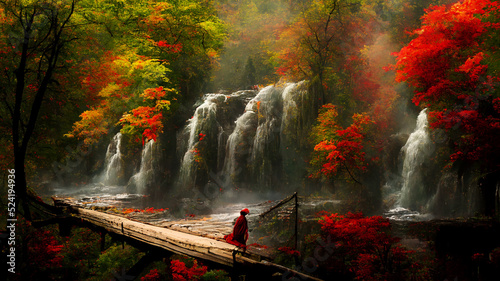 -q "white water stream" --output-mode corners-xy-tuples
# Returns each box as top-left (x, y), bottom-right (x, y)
(128, 139), (156, 194)
(99, 132), (123, 185)
(385, 109), (434, 221)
